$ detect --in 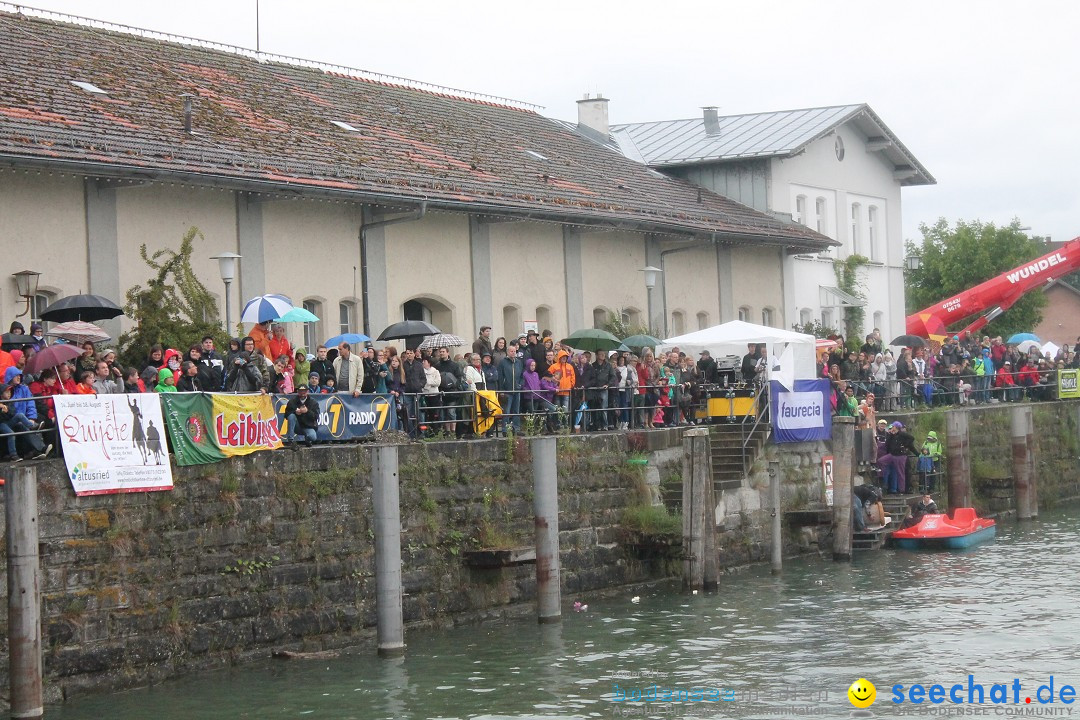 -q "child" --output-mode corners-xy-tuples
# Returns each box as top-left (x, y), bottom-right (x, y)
(923, 430), (943, 491)
(0, 383), (50, 461)
(917, 447), (935, 494)
(155, 368), (177, 393)
(323, 376), (336, 393)
(74, 371), (97, 395)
